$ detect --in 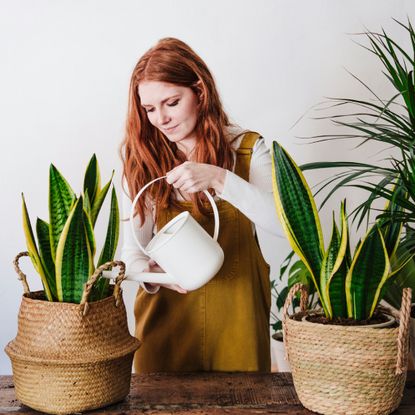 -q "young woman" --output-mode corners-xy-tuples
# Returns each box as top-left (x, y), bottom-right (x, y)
(120, 37), (283, 373)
